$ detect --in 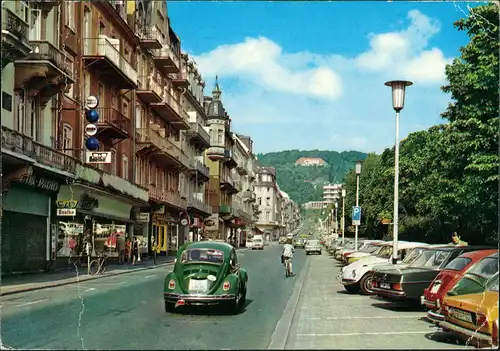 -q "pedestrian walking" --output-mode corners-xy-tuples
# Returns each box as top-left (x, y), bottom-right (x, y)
(125, 238), (131, 263)
(132, 236), (139, 265)
(117, 234), (125, 264)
